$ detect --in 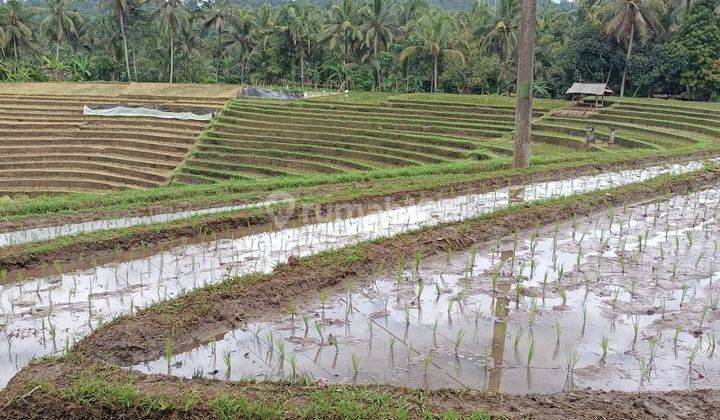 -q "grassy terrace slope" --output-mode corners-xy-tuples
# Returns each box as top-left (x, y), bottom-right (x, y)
(173, 93), (568, 184)
(532, 98), (720, 151)
(0, 82), (235, 195)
